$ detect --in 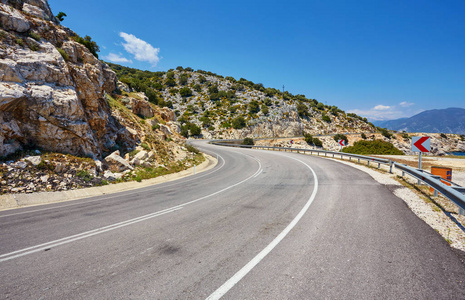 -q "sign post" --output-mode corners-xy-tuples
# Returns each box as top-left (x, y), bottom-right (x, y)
(338, 139), (346, 152)
(411, 136), (431, 184)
